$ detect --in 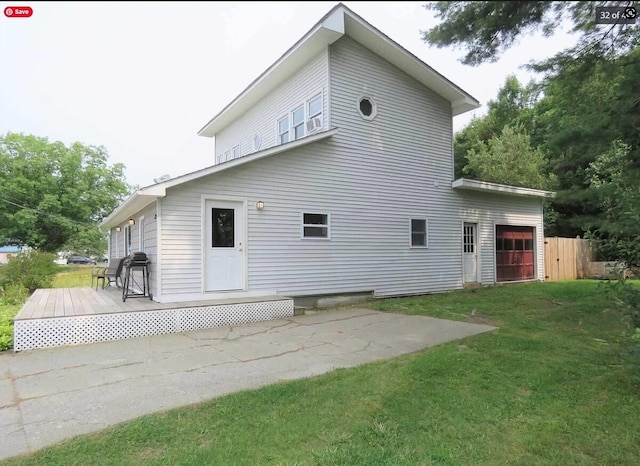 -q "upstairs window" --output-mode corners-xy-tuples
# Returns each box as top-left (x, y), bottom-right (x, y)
(358, 96), (377, 120)
(292, 106), (305, 140)
(232, 144), (241, 159)
(277, 115), (289, 144)
(306, 95), (323, 133)
(308, 95), (322, 119)
(276, 90), (323, 145)
(224, 150), (231, 162)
